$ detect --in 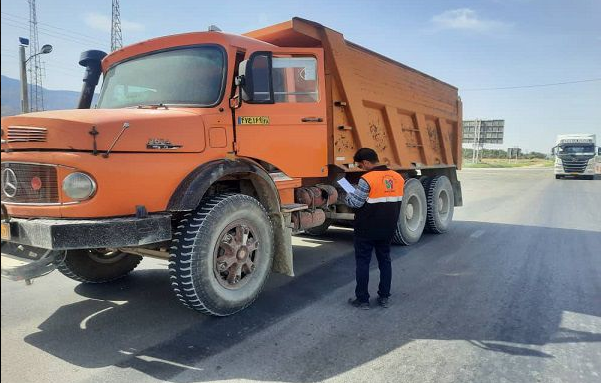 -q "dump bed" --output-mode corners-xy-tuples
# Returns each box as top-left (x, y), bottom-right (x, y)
(246, 18), (462, 171)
